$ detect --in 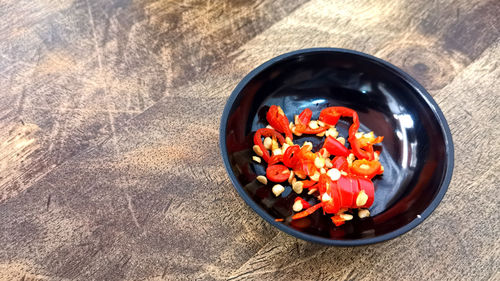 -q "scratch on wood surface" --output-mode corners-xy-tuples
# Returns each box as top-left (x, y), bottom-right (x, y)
(125, 193), (141, 230)
(85, 0), (103, 71)
(162, 198), (173, 214)
(23, 106), (142, 114)
(46, 194), (51, 210)
(120, 255), (132, 268)
(161, 266), (168, 278)
(85, 0), (119, 154)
